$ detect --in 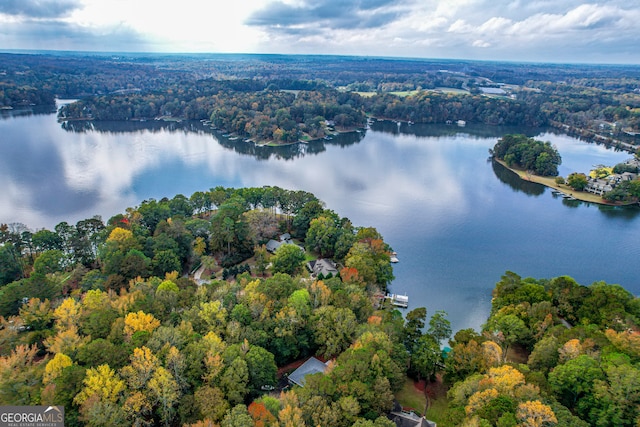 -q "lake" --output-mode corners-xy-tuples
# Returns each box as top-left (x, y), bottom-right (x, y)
(1, 106), (638, 333)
